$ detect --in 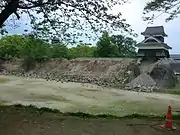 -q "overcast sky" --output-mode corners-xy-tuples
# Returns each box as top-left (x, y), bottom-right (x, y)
(118, 0), (180, 54)
(6, 0), (180, 54)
